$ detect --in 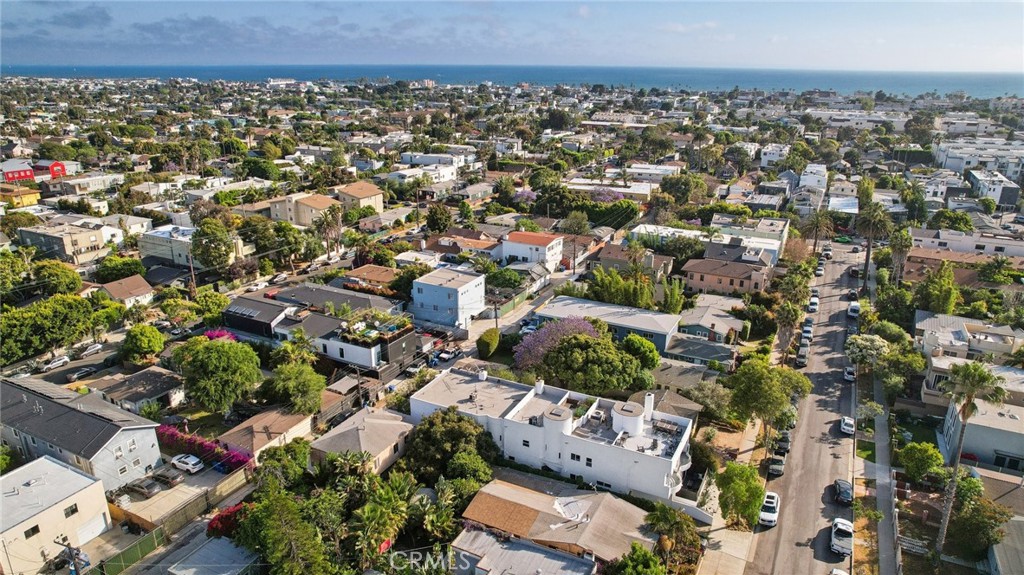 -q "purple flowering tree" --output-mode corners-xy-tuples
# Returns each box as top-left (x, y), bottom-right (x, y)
(513, 316), (600, 371)
(513, 189), (537, 205)
(590, 188), (624, 203)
